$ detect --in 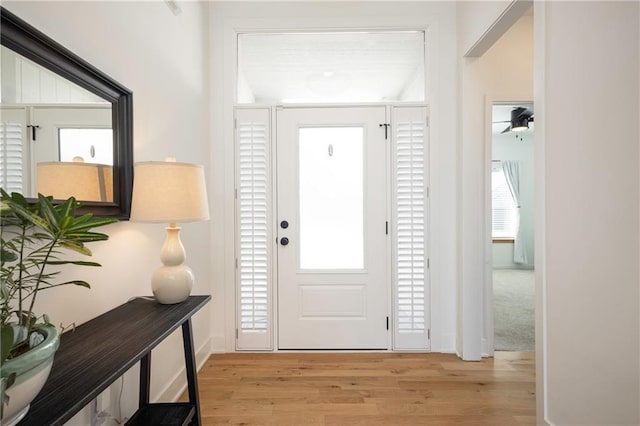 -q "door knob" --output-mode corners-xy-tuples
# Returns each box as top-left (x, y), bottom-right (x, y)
(280, 237), (289, 246)
(280, 220), (289, 229)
